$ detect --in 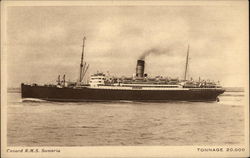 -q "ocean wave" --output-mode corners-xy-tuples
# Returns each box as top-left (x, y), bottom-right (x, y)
(221, 94), (244, 97)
